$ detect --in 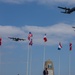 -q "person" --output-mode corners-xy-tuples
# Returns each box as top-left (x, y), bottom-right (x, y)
(43, 68), (48, 75)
